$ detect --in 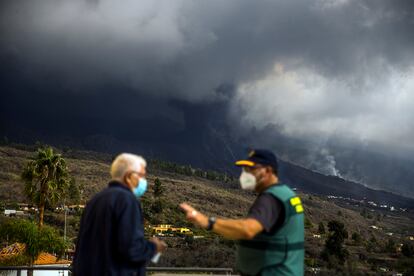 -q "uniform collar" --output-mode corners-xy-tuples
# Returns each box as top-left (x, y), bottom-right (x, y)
(260, 182), (284, 194)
